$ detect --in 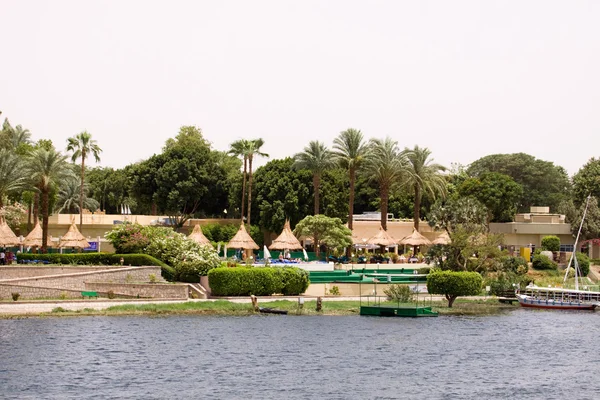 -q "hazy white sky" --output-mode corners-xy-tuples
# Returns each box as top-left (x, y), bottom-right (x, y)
(2, 1), (599, 175)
